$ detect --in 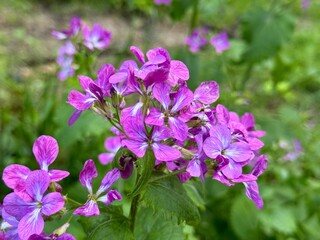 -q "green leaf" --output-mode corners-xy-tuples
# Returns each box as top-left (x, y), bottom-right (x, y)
(134, 207), (184, 240)
(129, 149), (155, 197)
(169, 0), (194, 21)
(78, 214), (134, 240)
(141, 176), (200, 225)
(230, 195), (260, 240)
(241, 8), (295, 63)
(183, 181), (206, 211)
